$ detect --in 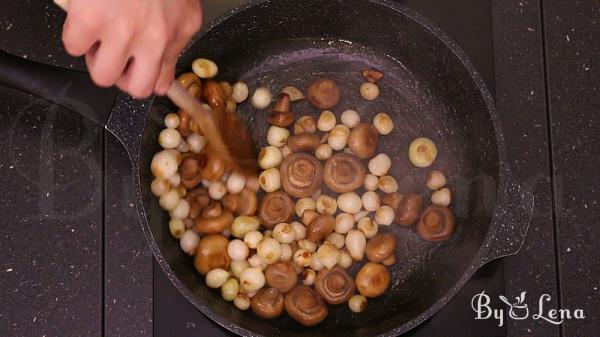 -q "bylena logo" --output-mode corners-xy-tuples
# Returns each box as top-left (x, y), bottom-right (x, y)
(471, 291), (585, 327)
